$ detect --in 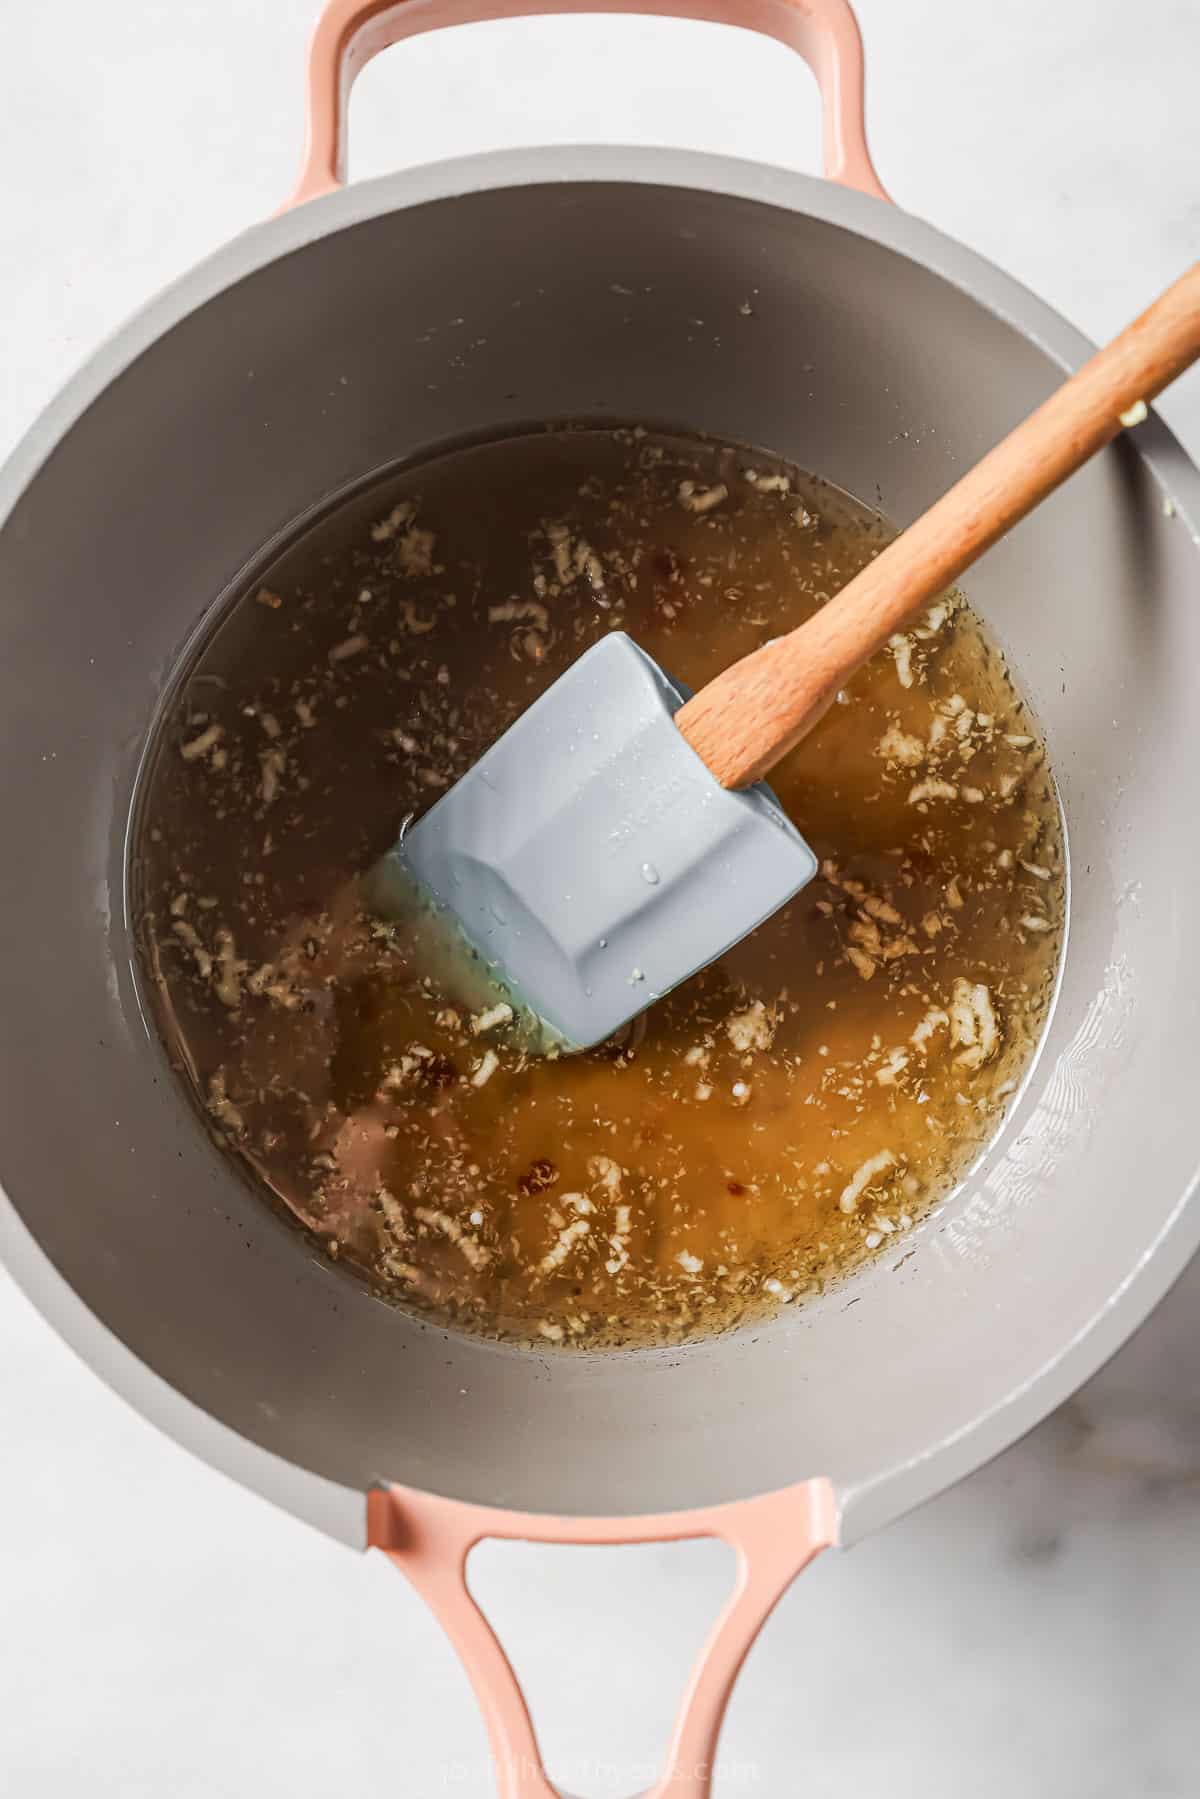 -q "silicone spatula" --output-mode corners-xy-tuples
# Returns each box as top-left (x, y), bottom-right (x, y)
(368, 261), (1200, 1051)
